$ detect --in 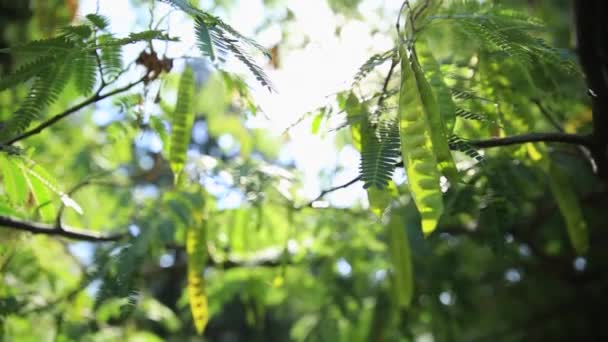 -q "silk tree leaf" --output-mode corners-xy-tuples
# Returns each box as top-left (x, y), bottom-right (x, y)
(360, 122), (401, 190)
(195, 16), (215, 61)
(398, 45), (444, 235)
